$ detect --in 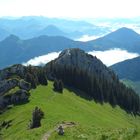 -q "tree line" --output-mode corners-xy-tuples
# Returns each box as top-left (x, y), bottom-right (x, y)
(47, 63), (140, 115)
